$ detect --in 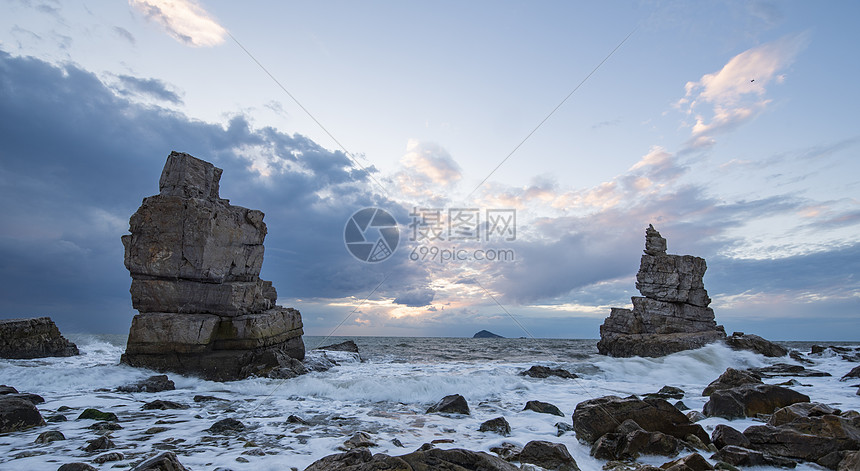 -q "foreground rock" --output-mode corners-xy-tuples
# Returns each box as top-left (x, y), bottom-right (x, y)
(304, 446), (519, 471)
(519, 440), (580, 471)
(0, 395), (45, 433)
(0, 317), (78, 358)
(724, 332), (787, 357)
(702, 368), (763, 396)
(520, 365), (578, 379)
(120, 152), (305, 381)
(703, 384), (810, 419)
(598, 225), (726, 357)
(736, 402), (860, 466)
(129, 451), (190, 471)
(573, 395), (709, 445)
(426, 394), (470, 415)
